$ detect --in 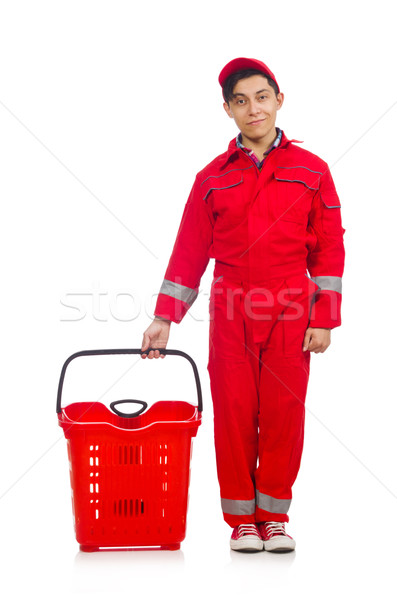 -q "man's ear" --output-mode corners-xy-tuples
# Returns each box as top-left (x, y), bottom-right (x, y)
(276, 92), (284, 111)
(223, 101), (234, 119)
